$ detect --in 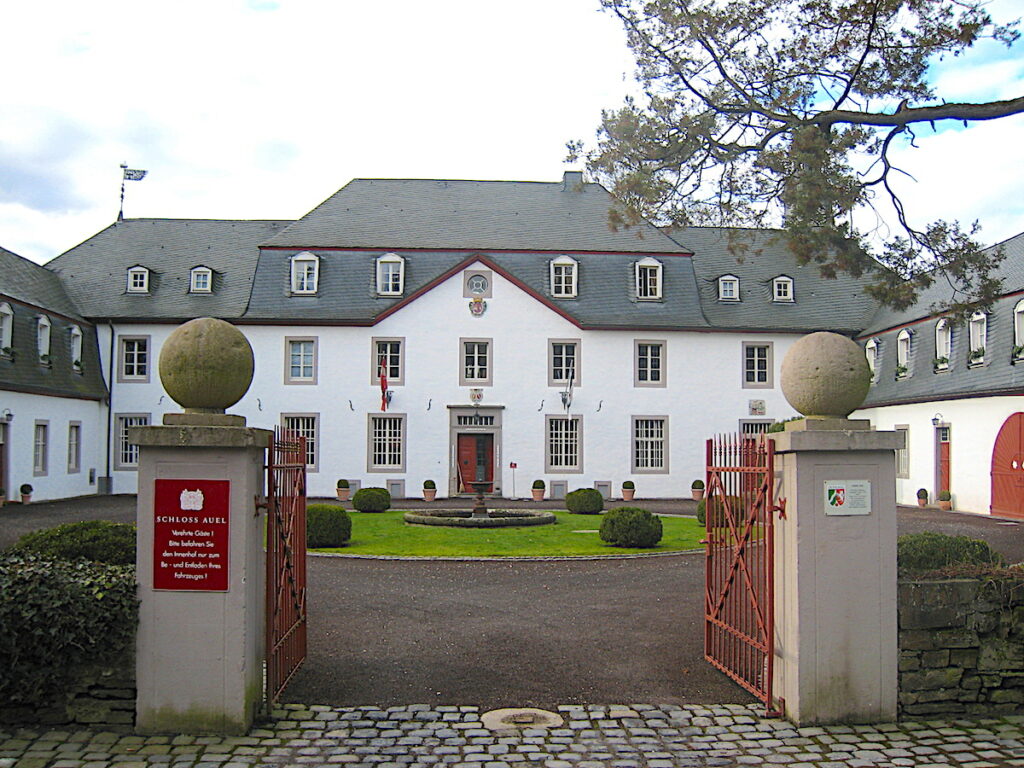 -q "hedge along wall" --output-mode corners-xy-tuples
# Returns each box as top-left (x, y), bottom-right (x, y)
(899, 577), (1024, 717)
